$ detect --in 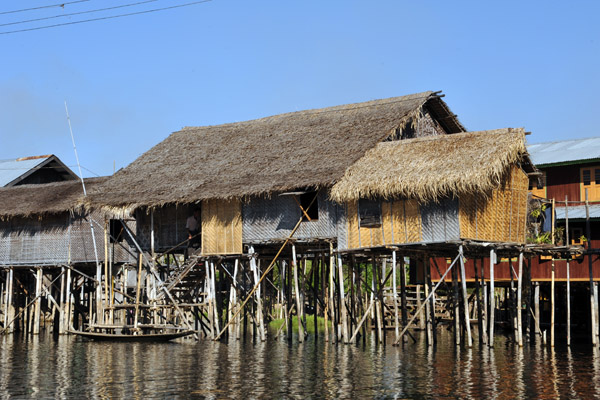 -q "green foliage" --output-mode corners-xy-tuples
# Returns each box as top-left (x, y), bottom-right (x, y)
(268, 315), (331, 334)
(530, 203), (547, 219)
